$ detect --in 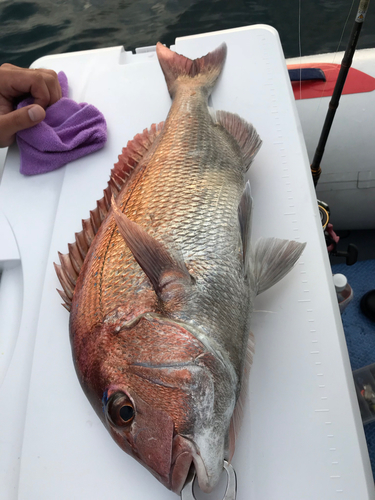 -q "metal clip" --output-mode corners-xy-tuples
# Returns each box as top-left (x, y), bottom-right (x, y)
(181, 460), (237, 500)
